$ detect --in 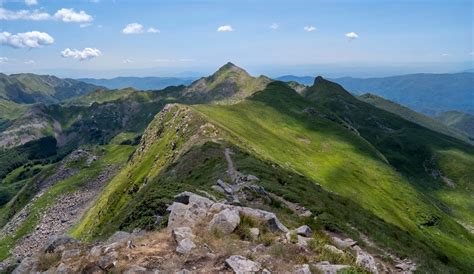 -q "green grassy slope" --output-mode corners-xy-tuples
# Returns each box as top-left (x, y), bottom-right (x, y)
(304, 77), (474, 231)
(358, 93), (470, 143)
(195, 82), (474, 271)
(74, 82), (473, 271)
